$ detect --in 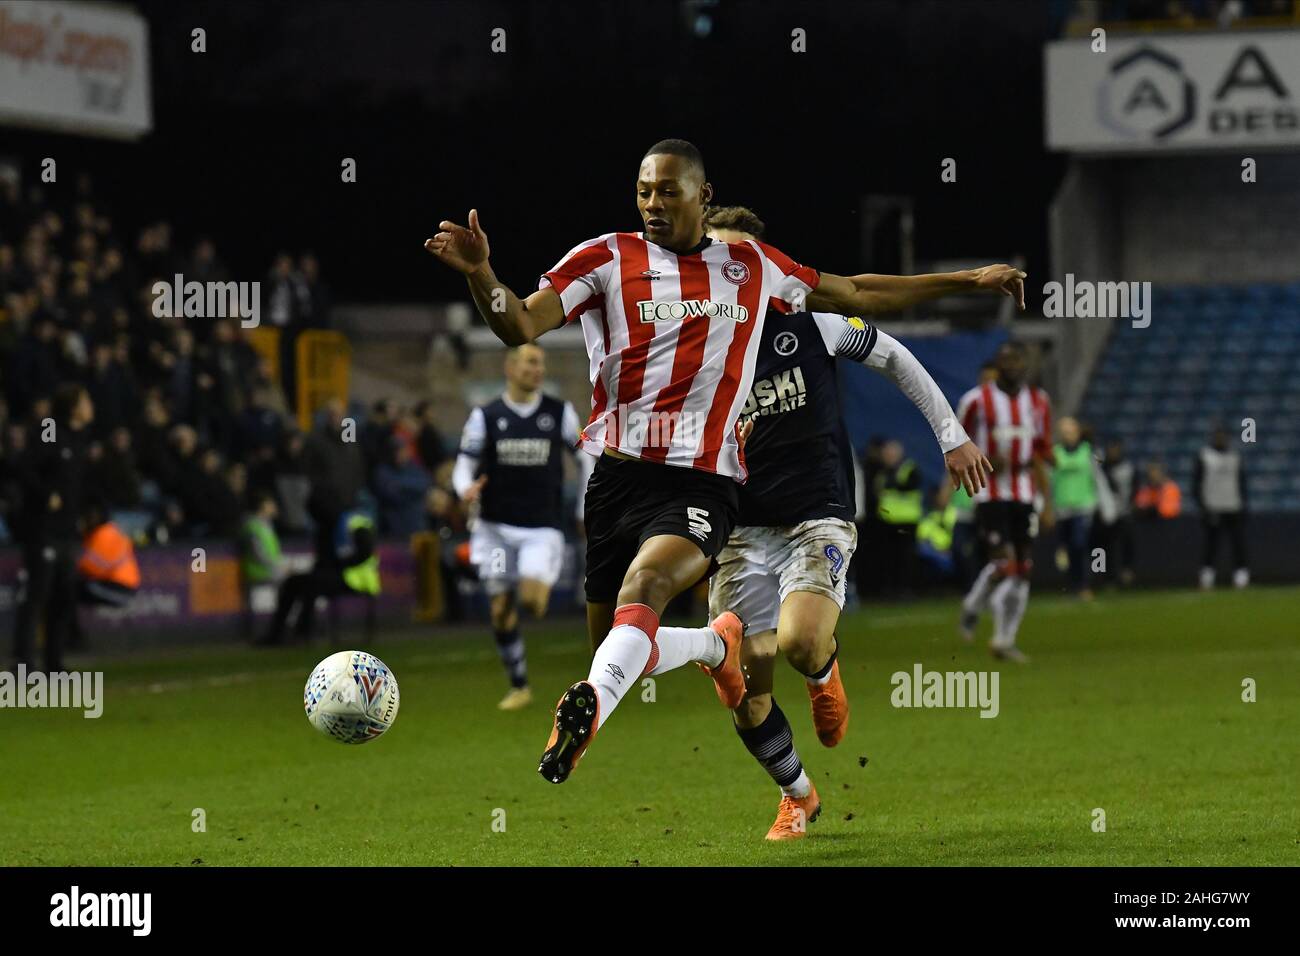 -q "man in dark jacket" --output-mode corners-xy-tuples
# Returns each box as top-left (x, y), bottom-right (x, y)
(11, 383), (94, 672)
